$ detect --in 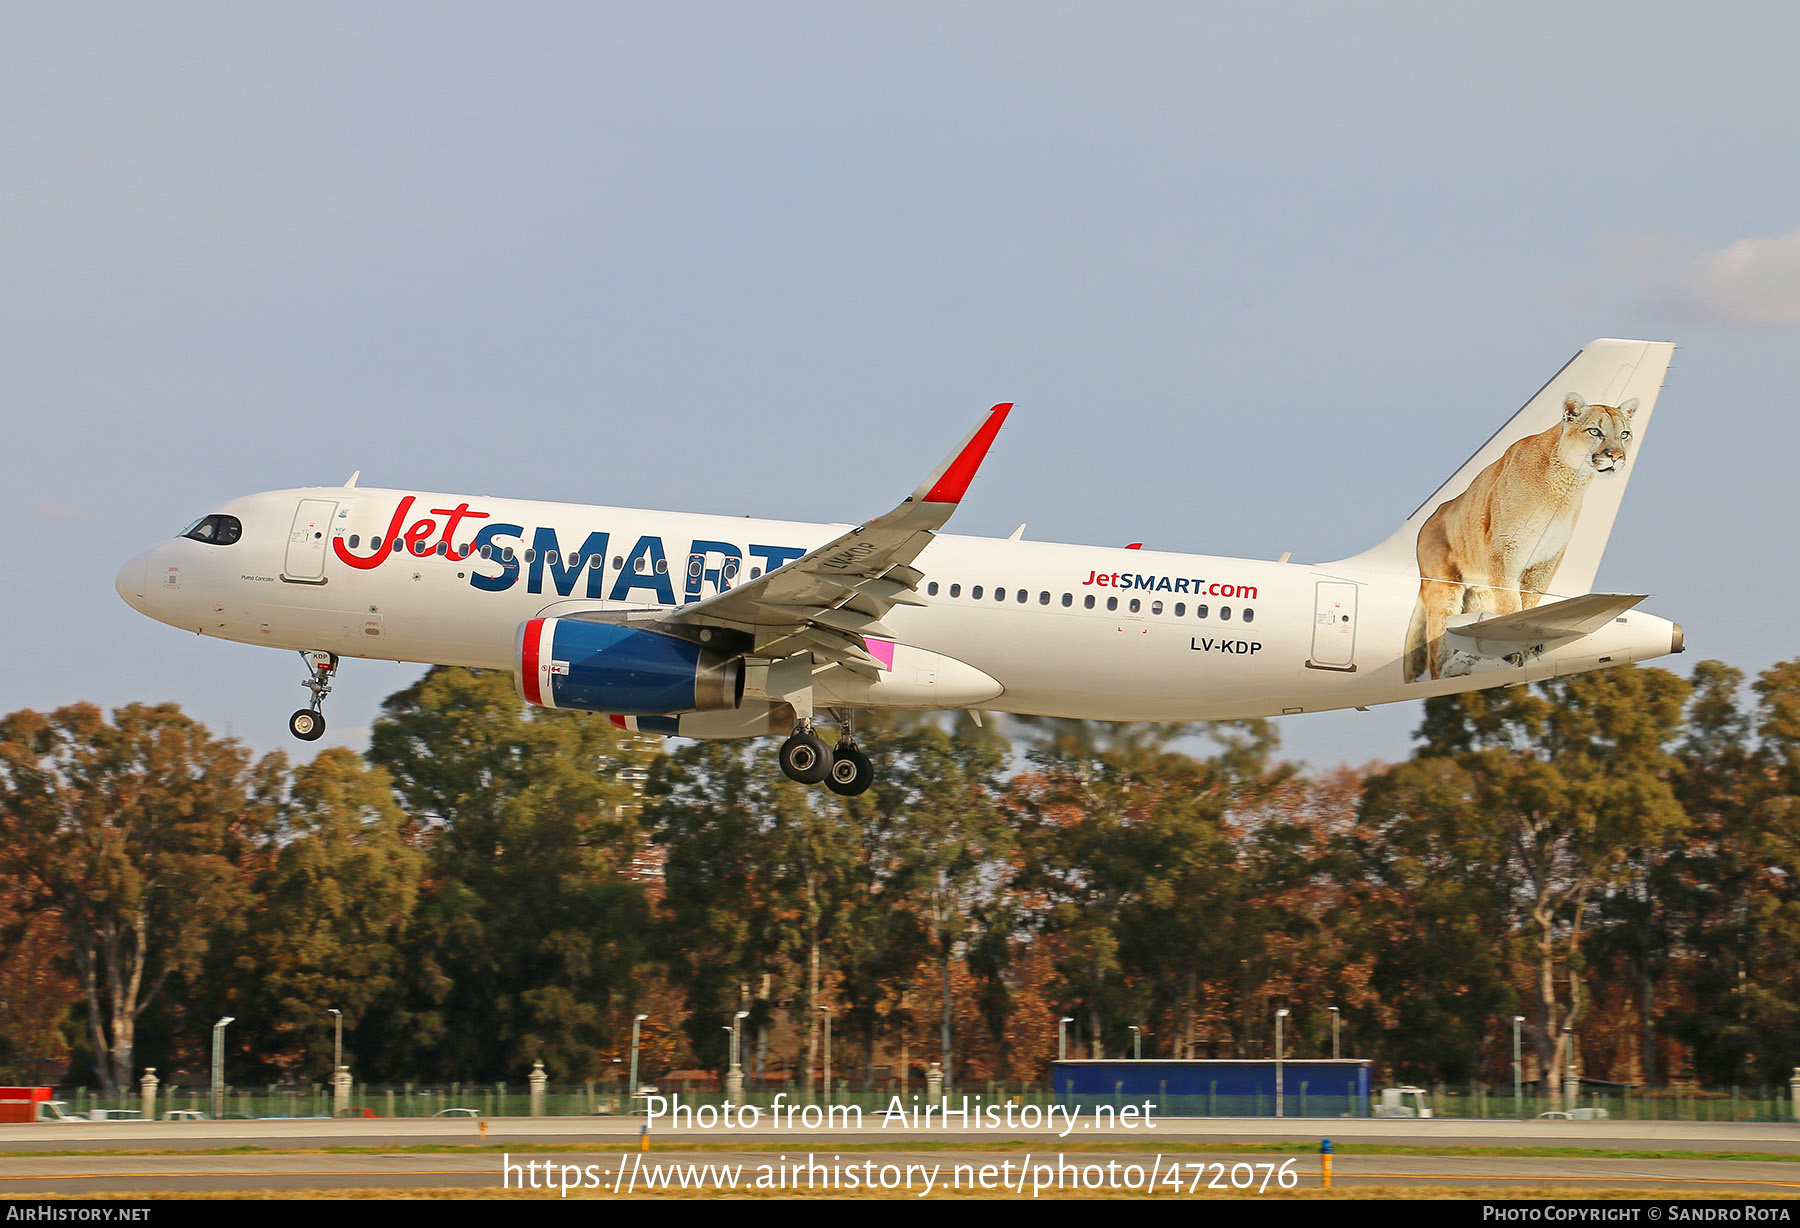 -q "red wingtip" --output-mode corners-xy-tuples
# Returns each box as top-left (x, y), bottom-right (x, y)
(1125, 543), (1143, 550)
(922, 403), (1012, 504)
